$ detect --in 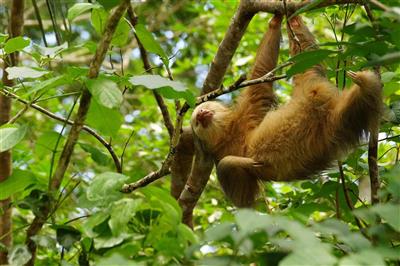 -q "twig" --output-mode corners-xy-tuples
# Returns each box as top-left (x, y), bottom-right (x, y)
(0, 89), (122, 173)
(338, 161), (365, 231)
(197, 62), (290, 104)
